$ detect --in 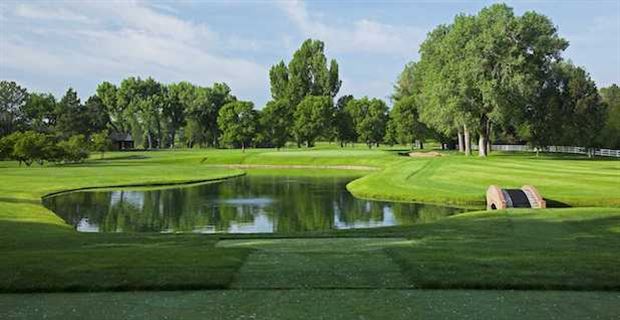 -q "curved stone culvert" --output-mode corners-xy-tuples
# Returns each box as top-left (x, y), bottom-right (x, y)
(486, 185), (547, 210)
